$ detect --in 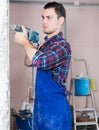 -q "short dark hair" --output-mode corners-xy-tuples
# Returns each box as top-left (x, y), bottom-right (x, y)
(44, 2), (66, 19)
